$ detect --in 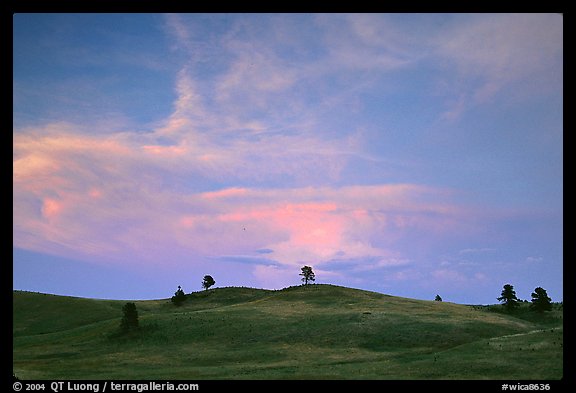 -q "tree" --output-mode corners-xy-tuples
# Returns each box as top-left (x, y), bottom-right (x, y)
(171, 285), (186, 306)
(120, 302), (139, 332)
(530, 287), (552, 313)
(434, 294), (443, 302)
(497, 284), (520, 312)
(299, 265), (315, 285)
(202, 275), (215, 291)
